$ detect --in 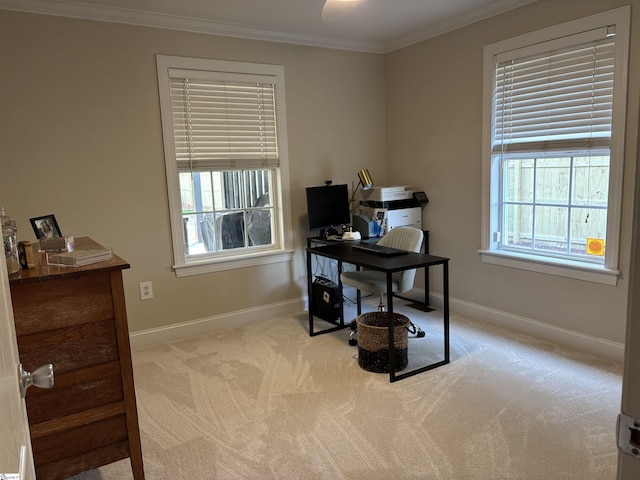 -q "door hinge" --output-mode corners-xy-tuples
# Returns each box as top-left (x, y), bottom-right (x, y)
(617, 413), (640, 458)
